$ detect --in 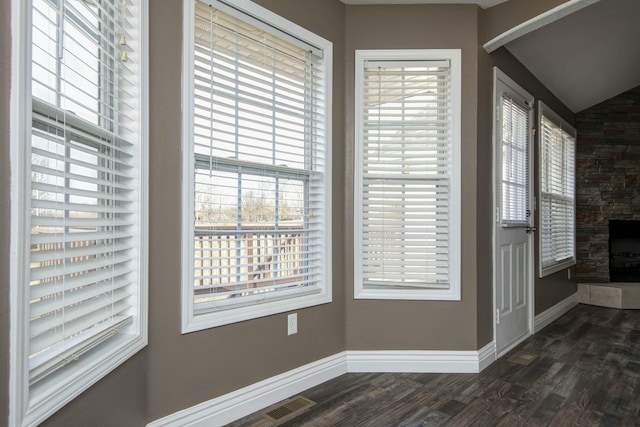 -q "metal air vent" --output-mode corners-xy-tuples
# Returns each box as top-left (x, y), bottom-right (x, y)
(262, 395), (315, 423)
